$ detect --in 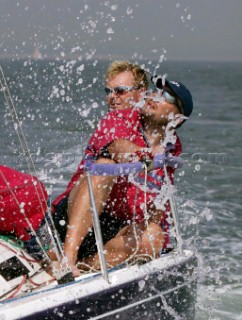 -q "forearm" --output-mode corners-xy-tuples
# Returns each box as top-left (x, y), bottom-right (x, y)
(107, 139), (166, 165)
(107, 139), (140, 163)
